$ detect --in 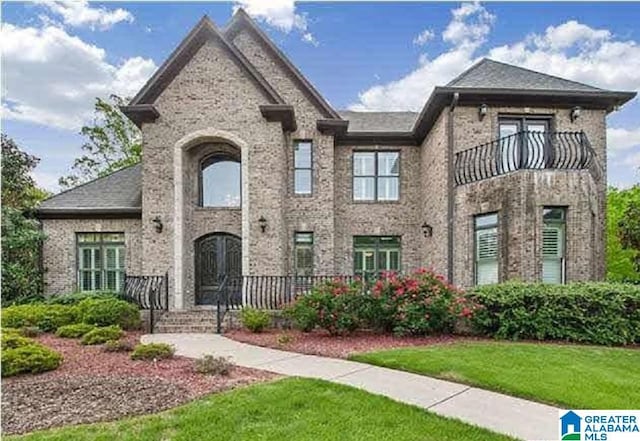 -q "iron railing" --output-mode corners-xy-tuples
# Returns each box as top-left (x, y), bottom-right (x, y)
(123, 272), (169, 333)
(454, 131), (601, 185)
